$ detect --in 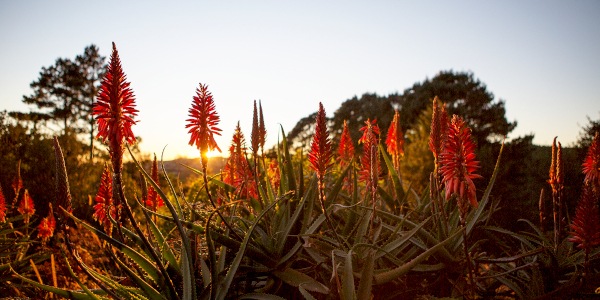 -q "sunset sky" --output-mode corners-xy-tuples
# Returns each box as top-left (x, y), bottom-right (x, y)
(1, 1), (599, 160)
